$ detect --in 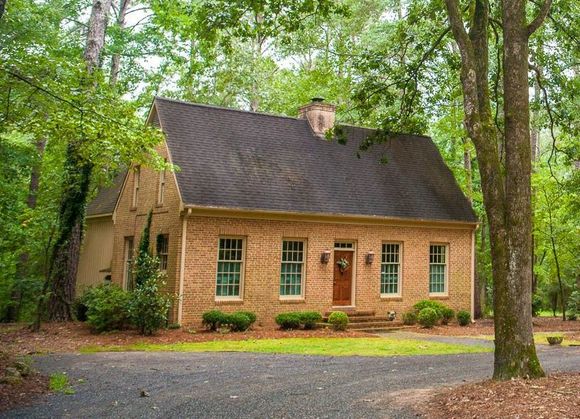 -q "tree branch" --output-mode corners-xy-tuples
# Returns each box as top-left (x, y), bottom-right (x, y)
(444, 0), (471, 52)
(527, 0), (552, 37)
